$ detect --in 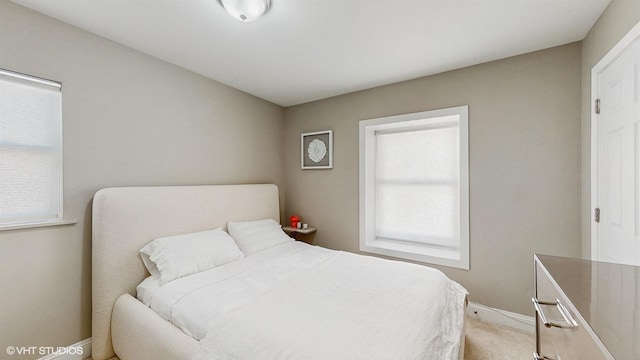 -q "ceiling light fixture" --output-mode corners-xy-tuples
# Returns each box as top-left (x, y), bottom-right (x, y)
(220, 0), (271, 22)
